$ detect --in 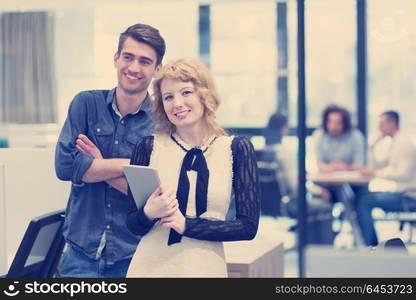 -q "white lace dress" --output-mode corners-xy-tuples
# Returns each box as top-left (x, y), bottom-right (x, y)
(126, 133), (259, 278)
